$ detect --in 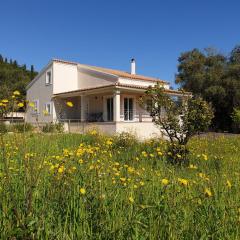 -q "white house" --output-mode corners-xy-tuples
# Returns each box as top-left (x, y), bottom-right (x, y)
(26, 58), (184, 139)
